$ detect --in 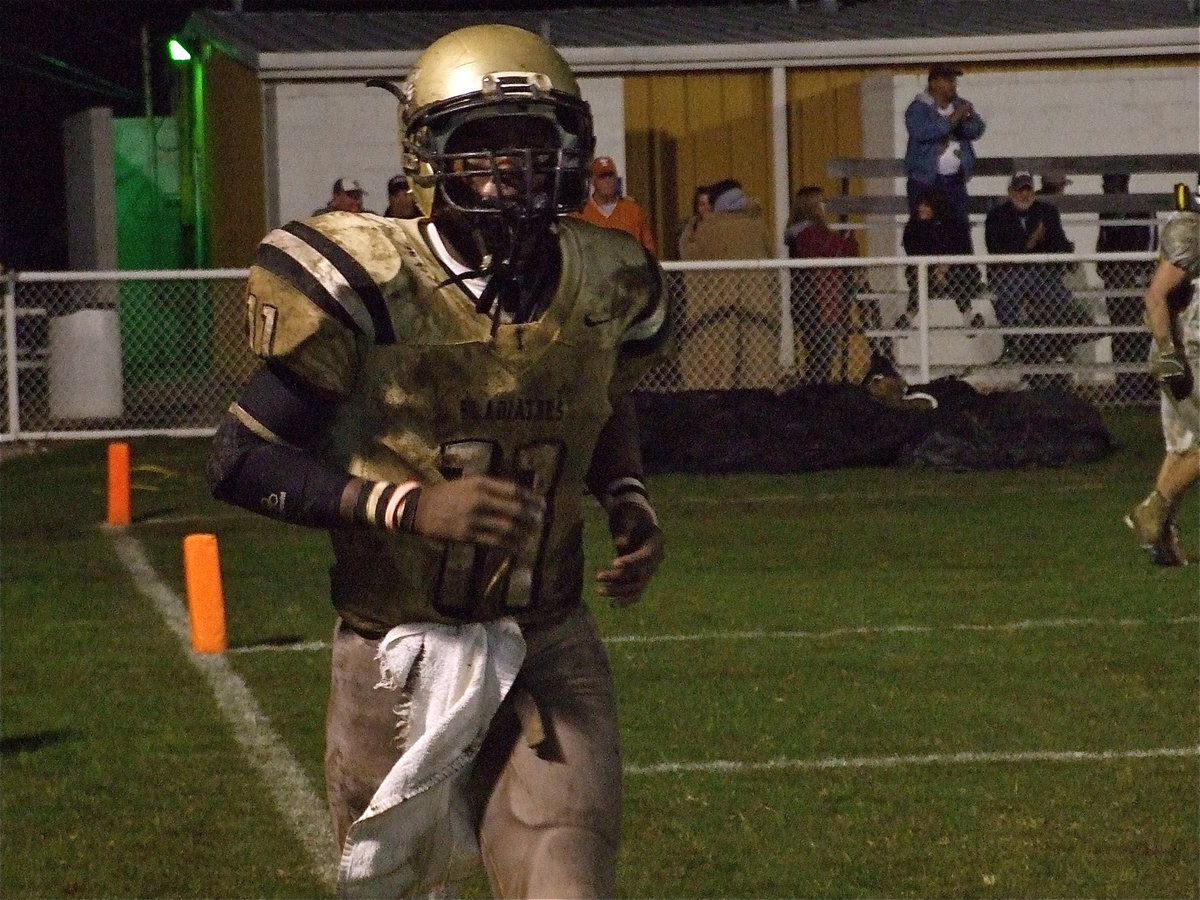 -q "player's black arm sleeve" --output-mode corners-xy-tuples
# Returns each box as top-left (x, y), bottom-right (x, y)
(585, 394), (651, 507)
(209, 363), (425, 531)
(207, 363), (353, 527)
